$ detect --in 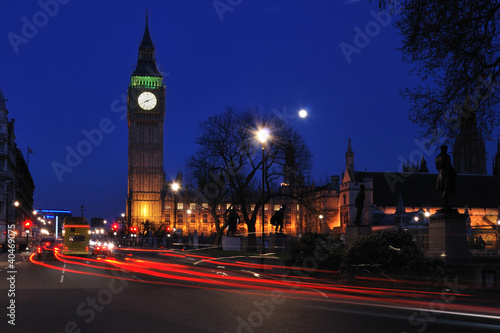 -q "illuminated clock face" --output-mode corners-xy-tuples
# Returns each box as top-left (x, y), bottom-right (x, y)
(138, 92), (157, 110)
